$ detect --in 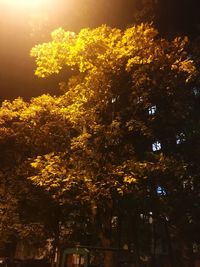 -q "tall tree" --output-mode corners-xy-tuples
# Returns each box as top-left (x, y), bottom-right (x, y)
(0, 22), (199, 266)
(0, 97), (69, 259)
(29, 23), (199, 267)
